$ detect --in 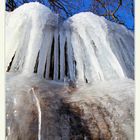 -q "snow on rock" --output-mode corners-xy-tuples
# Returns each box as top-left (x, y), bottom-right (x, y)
(6, 2), (134, 84)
